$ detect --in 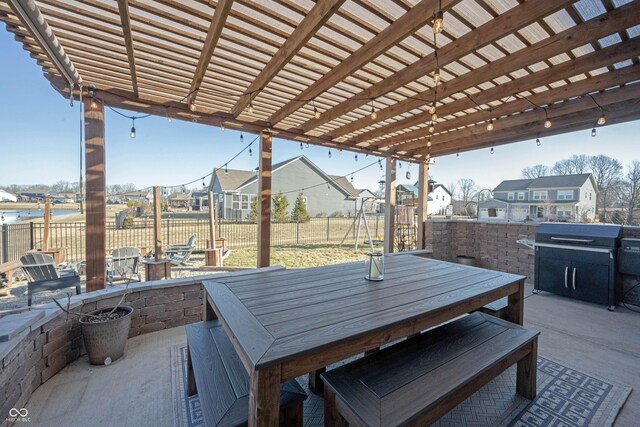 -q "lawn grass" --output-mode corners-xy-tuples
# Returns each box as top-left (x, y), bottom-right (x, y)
(224, 242), (384, 269)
